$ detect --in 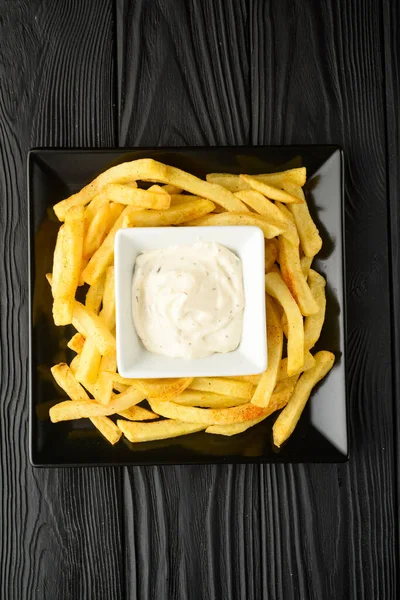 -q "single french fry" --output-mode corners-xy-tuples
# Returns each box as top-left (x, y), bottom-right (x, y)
(83, 201), (111, 260)
(304, 270), (327, 350)
(117, 419), (205, 443)
(127, 199), (215, 227)
(67, 333), (85, 354)
(52, 206), (84, 325)
(90, 417), (122, 445)
(276, 350), (315, 382)
(251, 296), (283, 408)
(265, 271), (304, 375)
(278, 237), (319, 316)
(117, 406), (157, 421)
(240, 175), (301, 204)
(93, 351), (116, 405)
(75, 337), (101, 385)
(273, 351), (335, 447)
(188, 378), (254, 400)
(149, 399), (264, 425)
(284, 182), (322, 258)
(173, 390), (248, 408)
(49, 385), (145, 422)
(72, 301), (115, 355)
(82, 205), (137, 285)
(99, 266), (115, 331)
(206, 168), (307, 191)
(54, 158), (247, 220)
(276, 201), (299, 247)
(85, 272), (106, 314)
(113, 381), (129, 394)
(101, 183), (171, 209)
(234, 190), (289, 229)
(184, 212), (285, 239)
(300, 256), (313, 279)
